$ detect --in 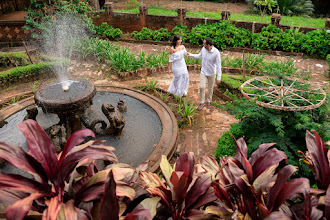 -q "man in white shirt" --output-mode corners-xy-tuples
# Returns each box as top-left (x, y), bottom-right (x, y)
(185, 38), (222, 110)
